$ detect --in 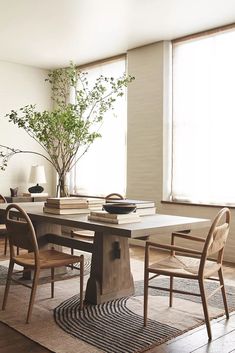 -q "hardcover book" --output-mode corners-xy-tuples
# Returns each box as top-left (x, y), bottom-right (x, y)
(44, 202), (88, 209)
(90, 211), (139, 219)
(86, 198), (105, 204)
(135, 207), (156, 216)
(46, 197), (88, 205)
(88, 214), (140, 224)
(23, 192), (49, 197)
(105, 199), (155, 209)
(43, 207), (90, 215)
